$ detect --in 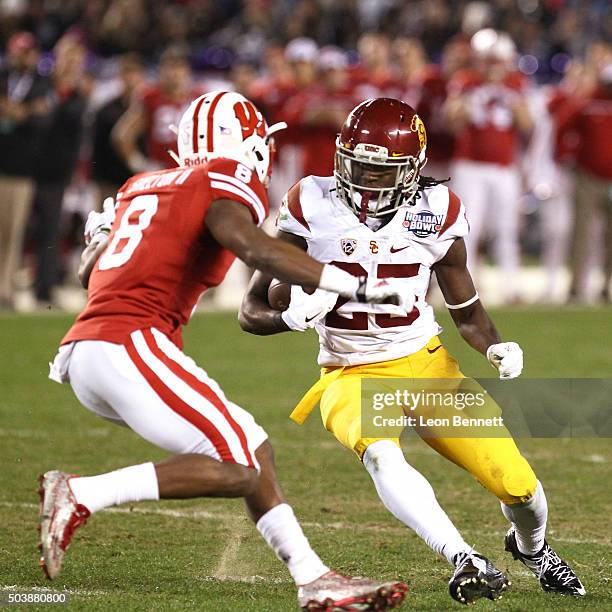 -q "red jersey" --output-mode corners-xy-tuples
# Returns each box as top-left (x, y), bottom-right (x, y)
(548, 88), (579, 163)
(556, 86), (612, 180)
(63, 158), (268, 349)
(141, 85), (201, 167)
(249, 76), (298, 159)
(450, 70), (525, 166)
(413, 66), (455, 164)
(279, 85), (356, 176)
